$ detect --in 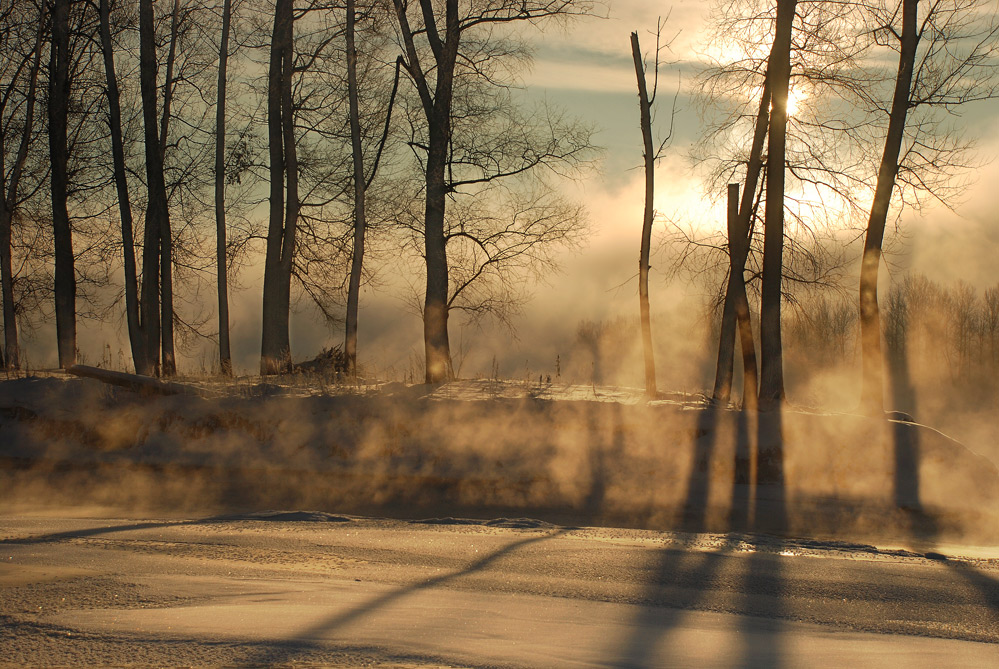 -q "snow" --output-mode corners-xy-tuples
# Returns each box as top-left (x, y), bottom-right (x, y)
(2, 374), (999, 665)
(2, 513), (999, 667)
